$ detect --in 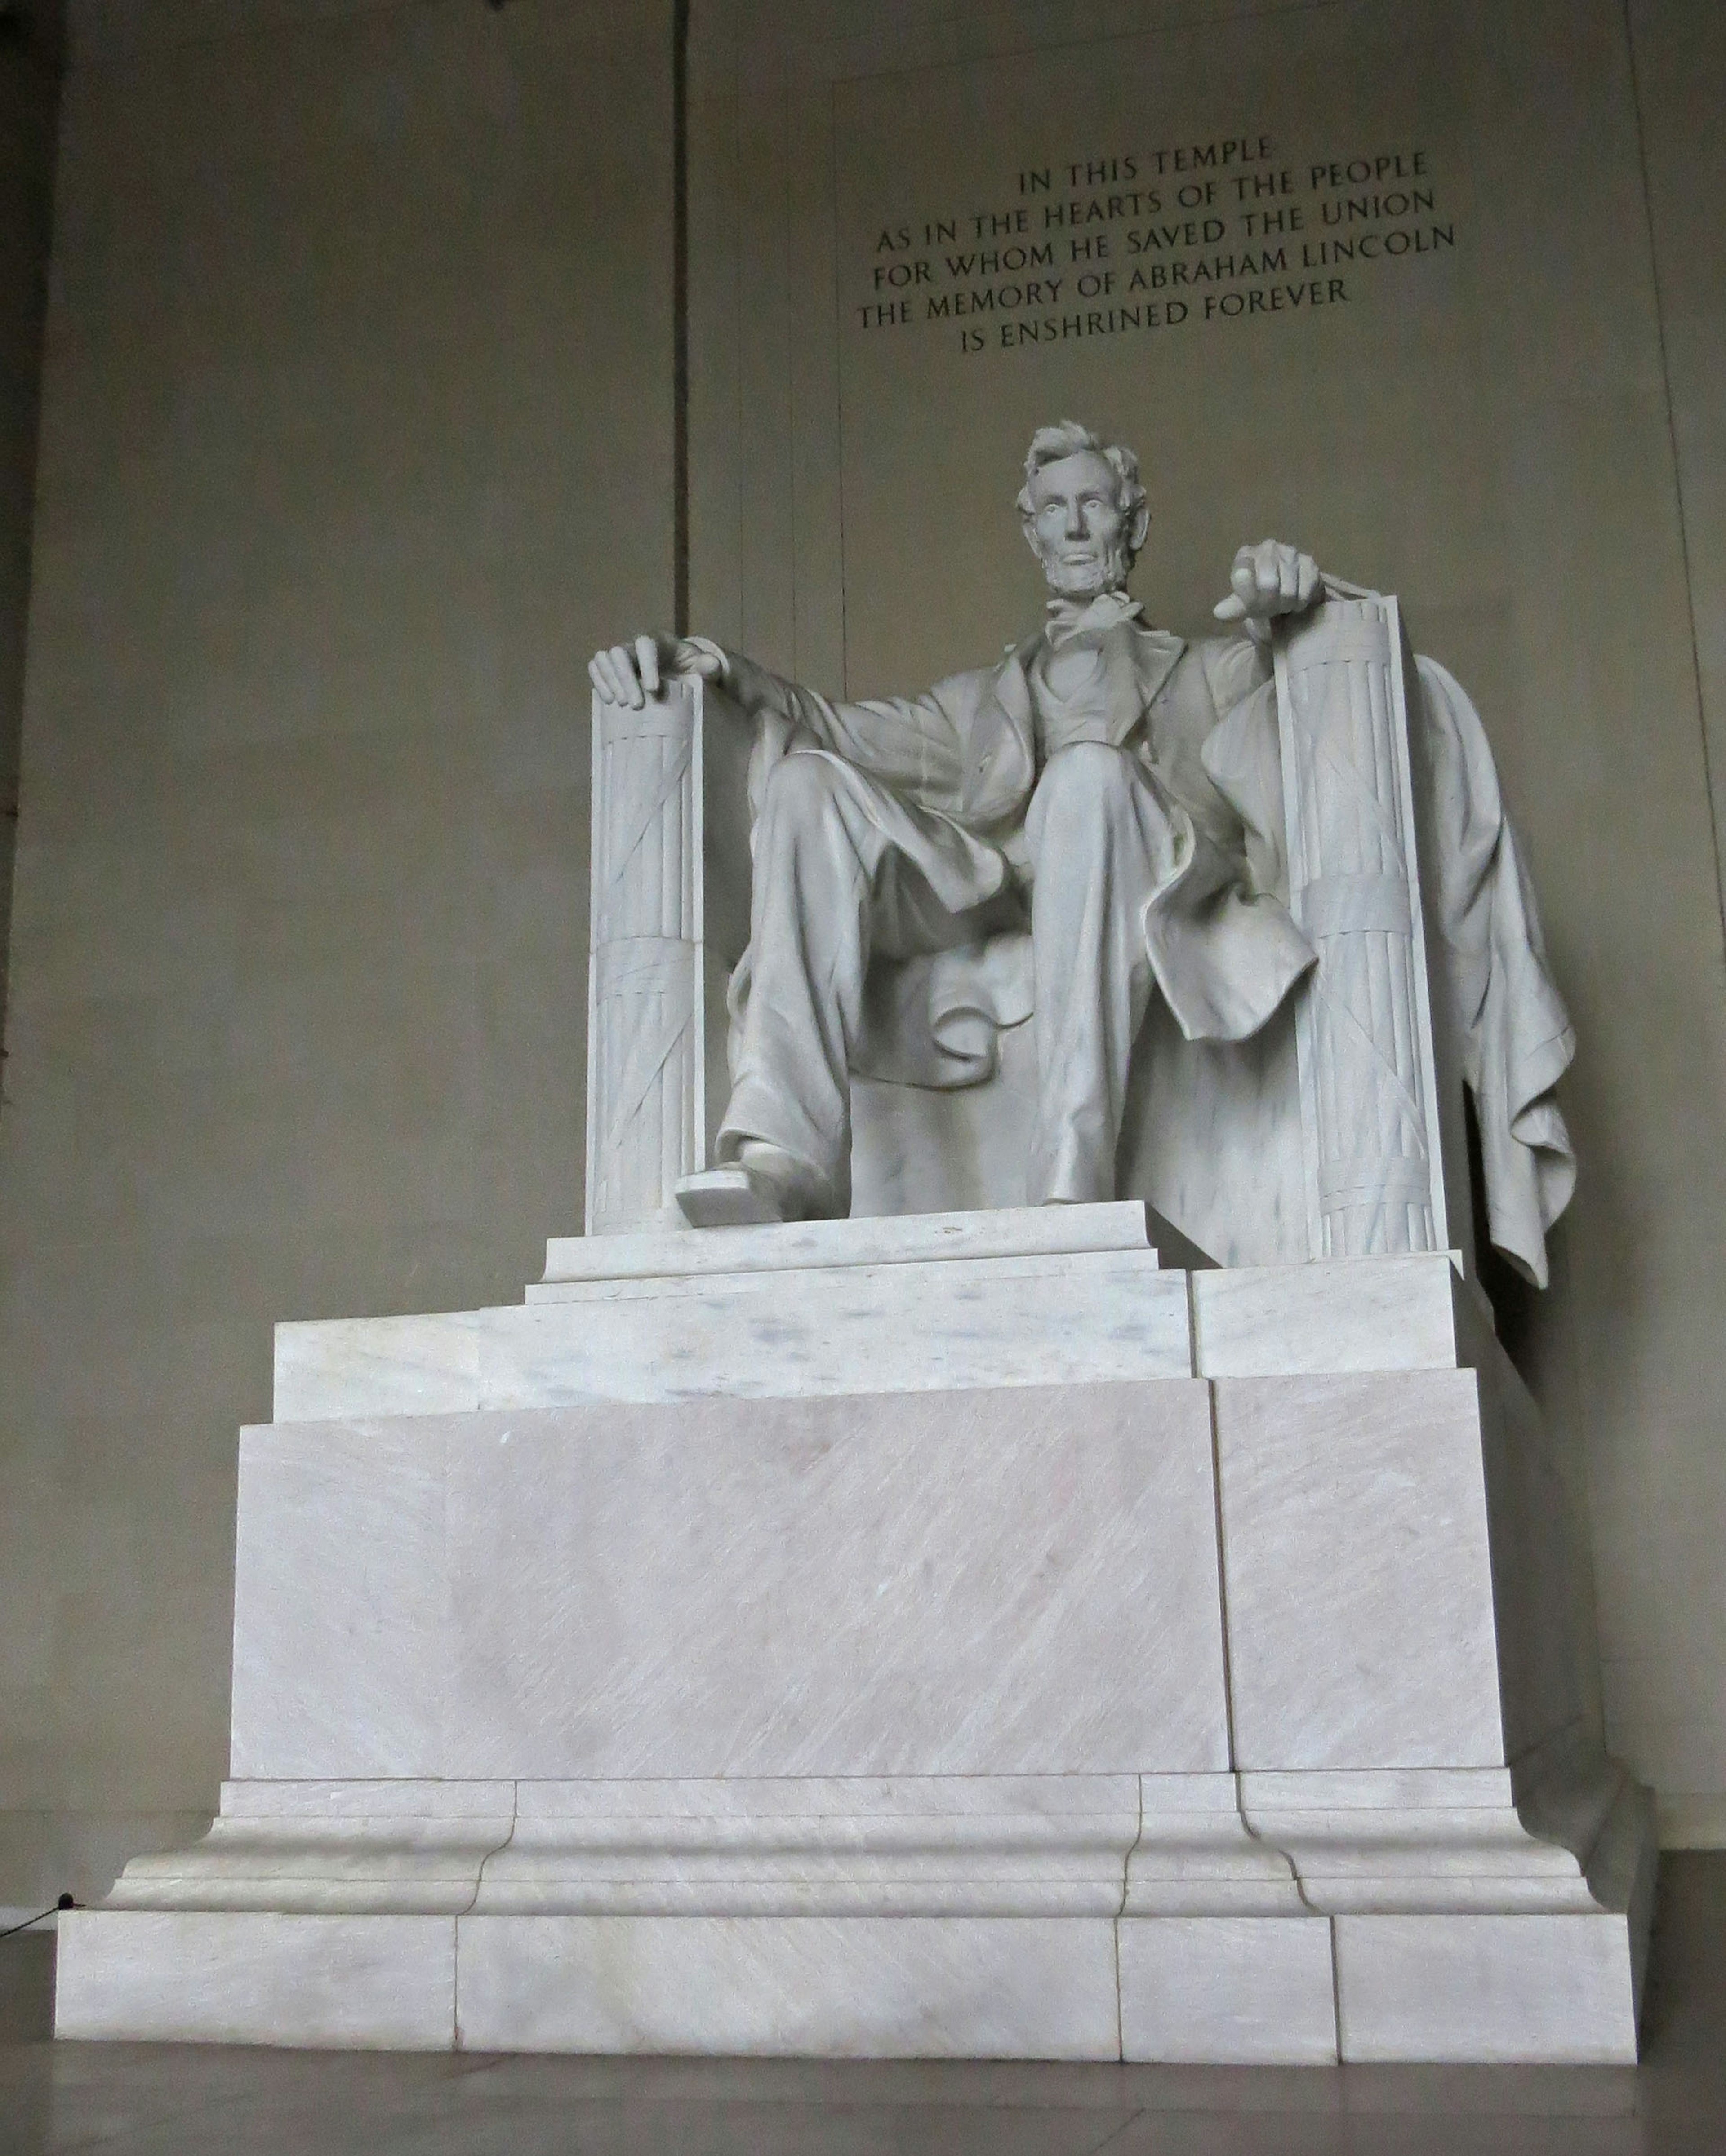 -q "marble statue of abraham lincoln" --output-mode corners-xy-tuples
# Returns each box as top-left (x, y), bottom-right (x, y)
(590, 420), (1324, 1225)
